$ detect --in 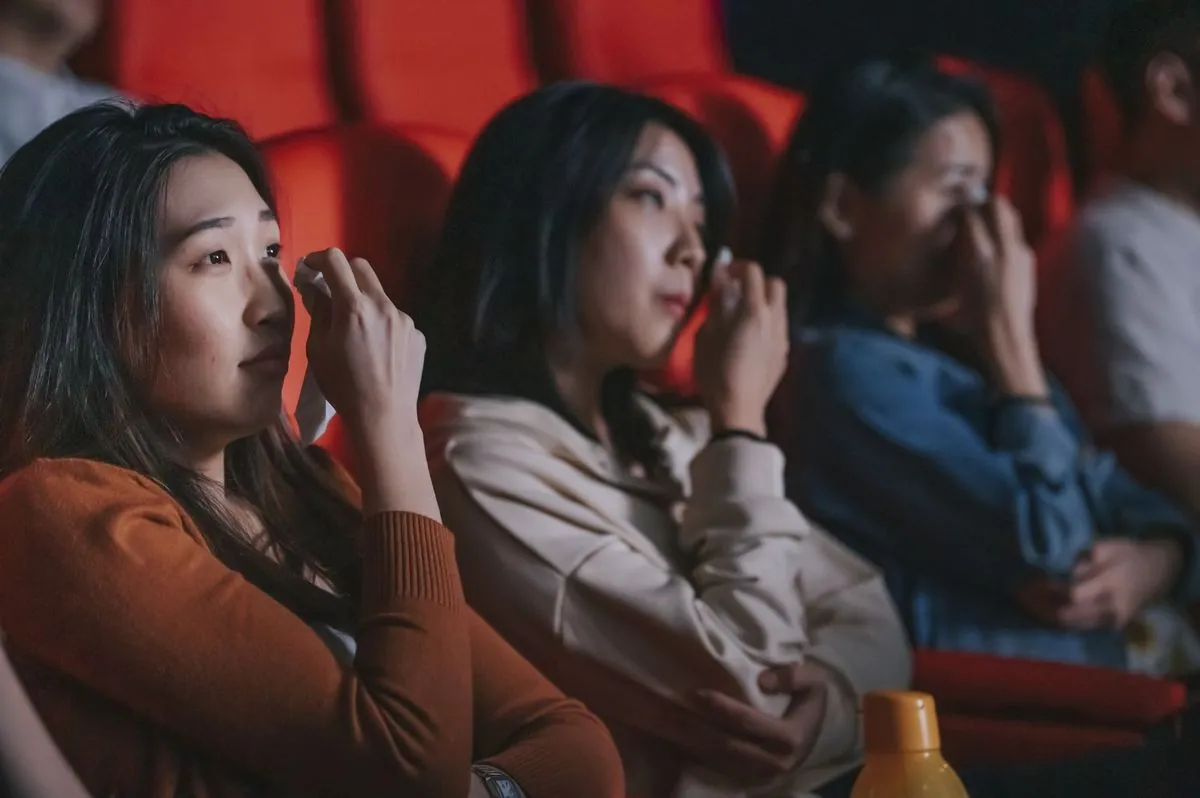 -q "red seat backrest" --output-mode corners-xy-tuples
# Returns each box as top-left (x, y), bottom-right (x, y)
(75, 0), (336, 140)
(936, 57), (1075, 246)
(529, 0), (727, 83)
(261, 127), (468, 413)
(330, 0), (538, 135)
